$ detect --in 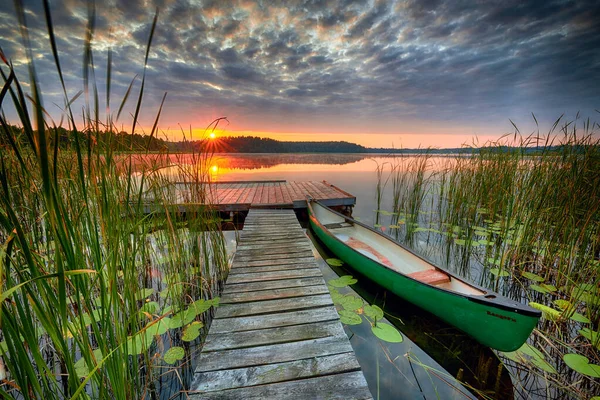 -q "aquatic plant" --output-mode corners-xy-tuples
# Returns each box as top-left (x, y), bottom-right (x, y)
(0, 2), (227, 398)
(375, 115), (600, 399)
